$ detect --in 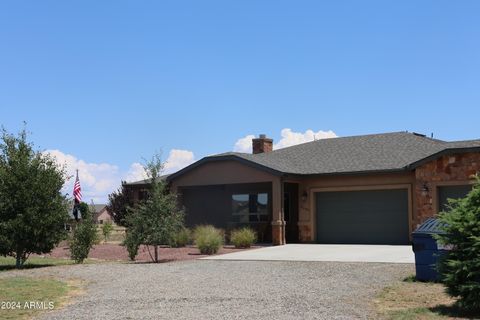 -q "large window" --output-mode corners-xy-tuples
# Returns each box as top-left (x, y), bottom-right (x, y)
(138, 189), (148, 201)
(232, 193), (269, 223)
